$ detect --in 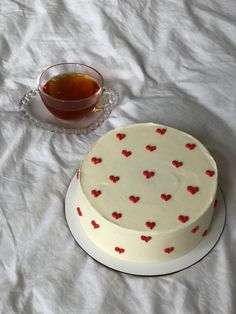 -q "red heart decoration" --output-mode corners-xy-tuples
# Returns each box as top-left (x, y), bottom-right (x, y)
(185, 143), (196, 150)
(141, 235), (152, 242)
(187, 186), (199, 195)
(76, 170), (80, 179)
(91, 189), (101, 197)
(145, 145), (156, 152)
(121, 149), (132, 157)
(116, 133), (126, 140)
(115, 247), (125, 254)
(156, 128), (167, 135)
(214, 199), (218, 208)
(143, 170), (155, 179)
(161, 194), (172, 201)
(191, 225), (199, 233)
(178, 215), (189, 223)
(145, 221), (156, 229)
(205, 170), (215, 177)
(129, 195), (140, 203)
(109, 175), (120, 183)
(91, 220), (100, 229)
(91, 157), (102, 164)
(202, 229), (208, 237)
(164, 247), (175, 254)
(172, 160), (183, 168)
(112, 212), (122, 219)
(76, 207), (82, 216)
